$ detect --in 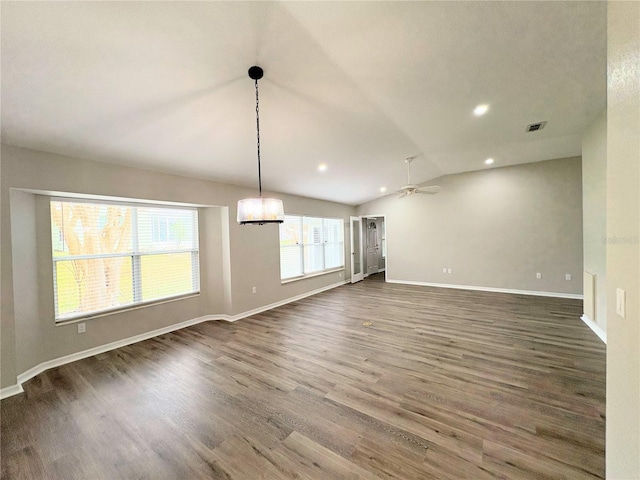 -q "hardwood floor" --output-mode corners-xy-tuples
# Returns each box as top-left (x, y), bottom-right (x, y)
(1, 275), (606, 479)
